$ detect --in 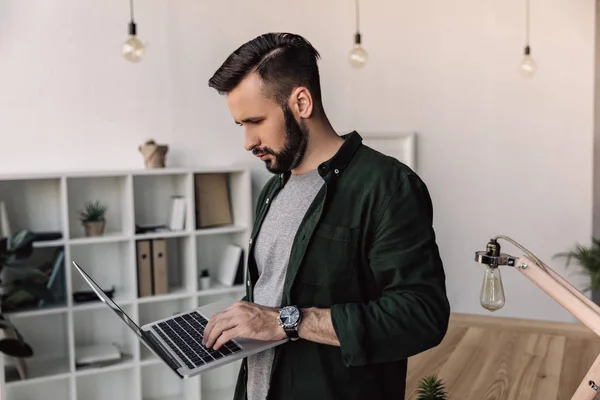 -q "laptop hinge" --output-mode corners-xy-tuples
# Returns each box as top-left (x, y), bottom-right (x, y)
(142, 329), (184, 376)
